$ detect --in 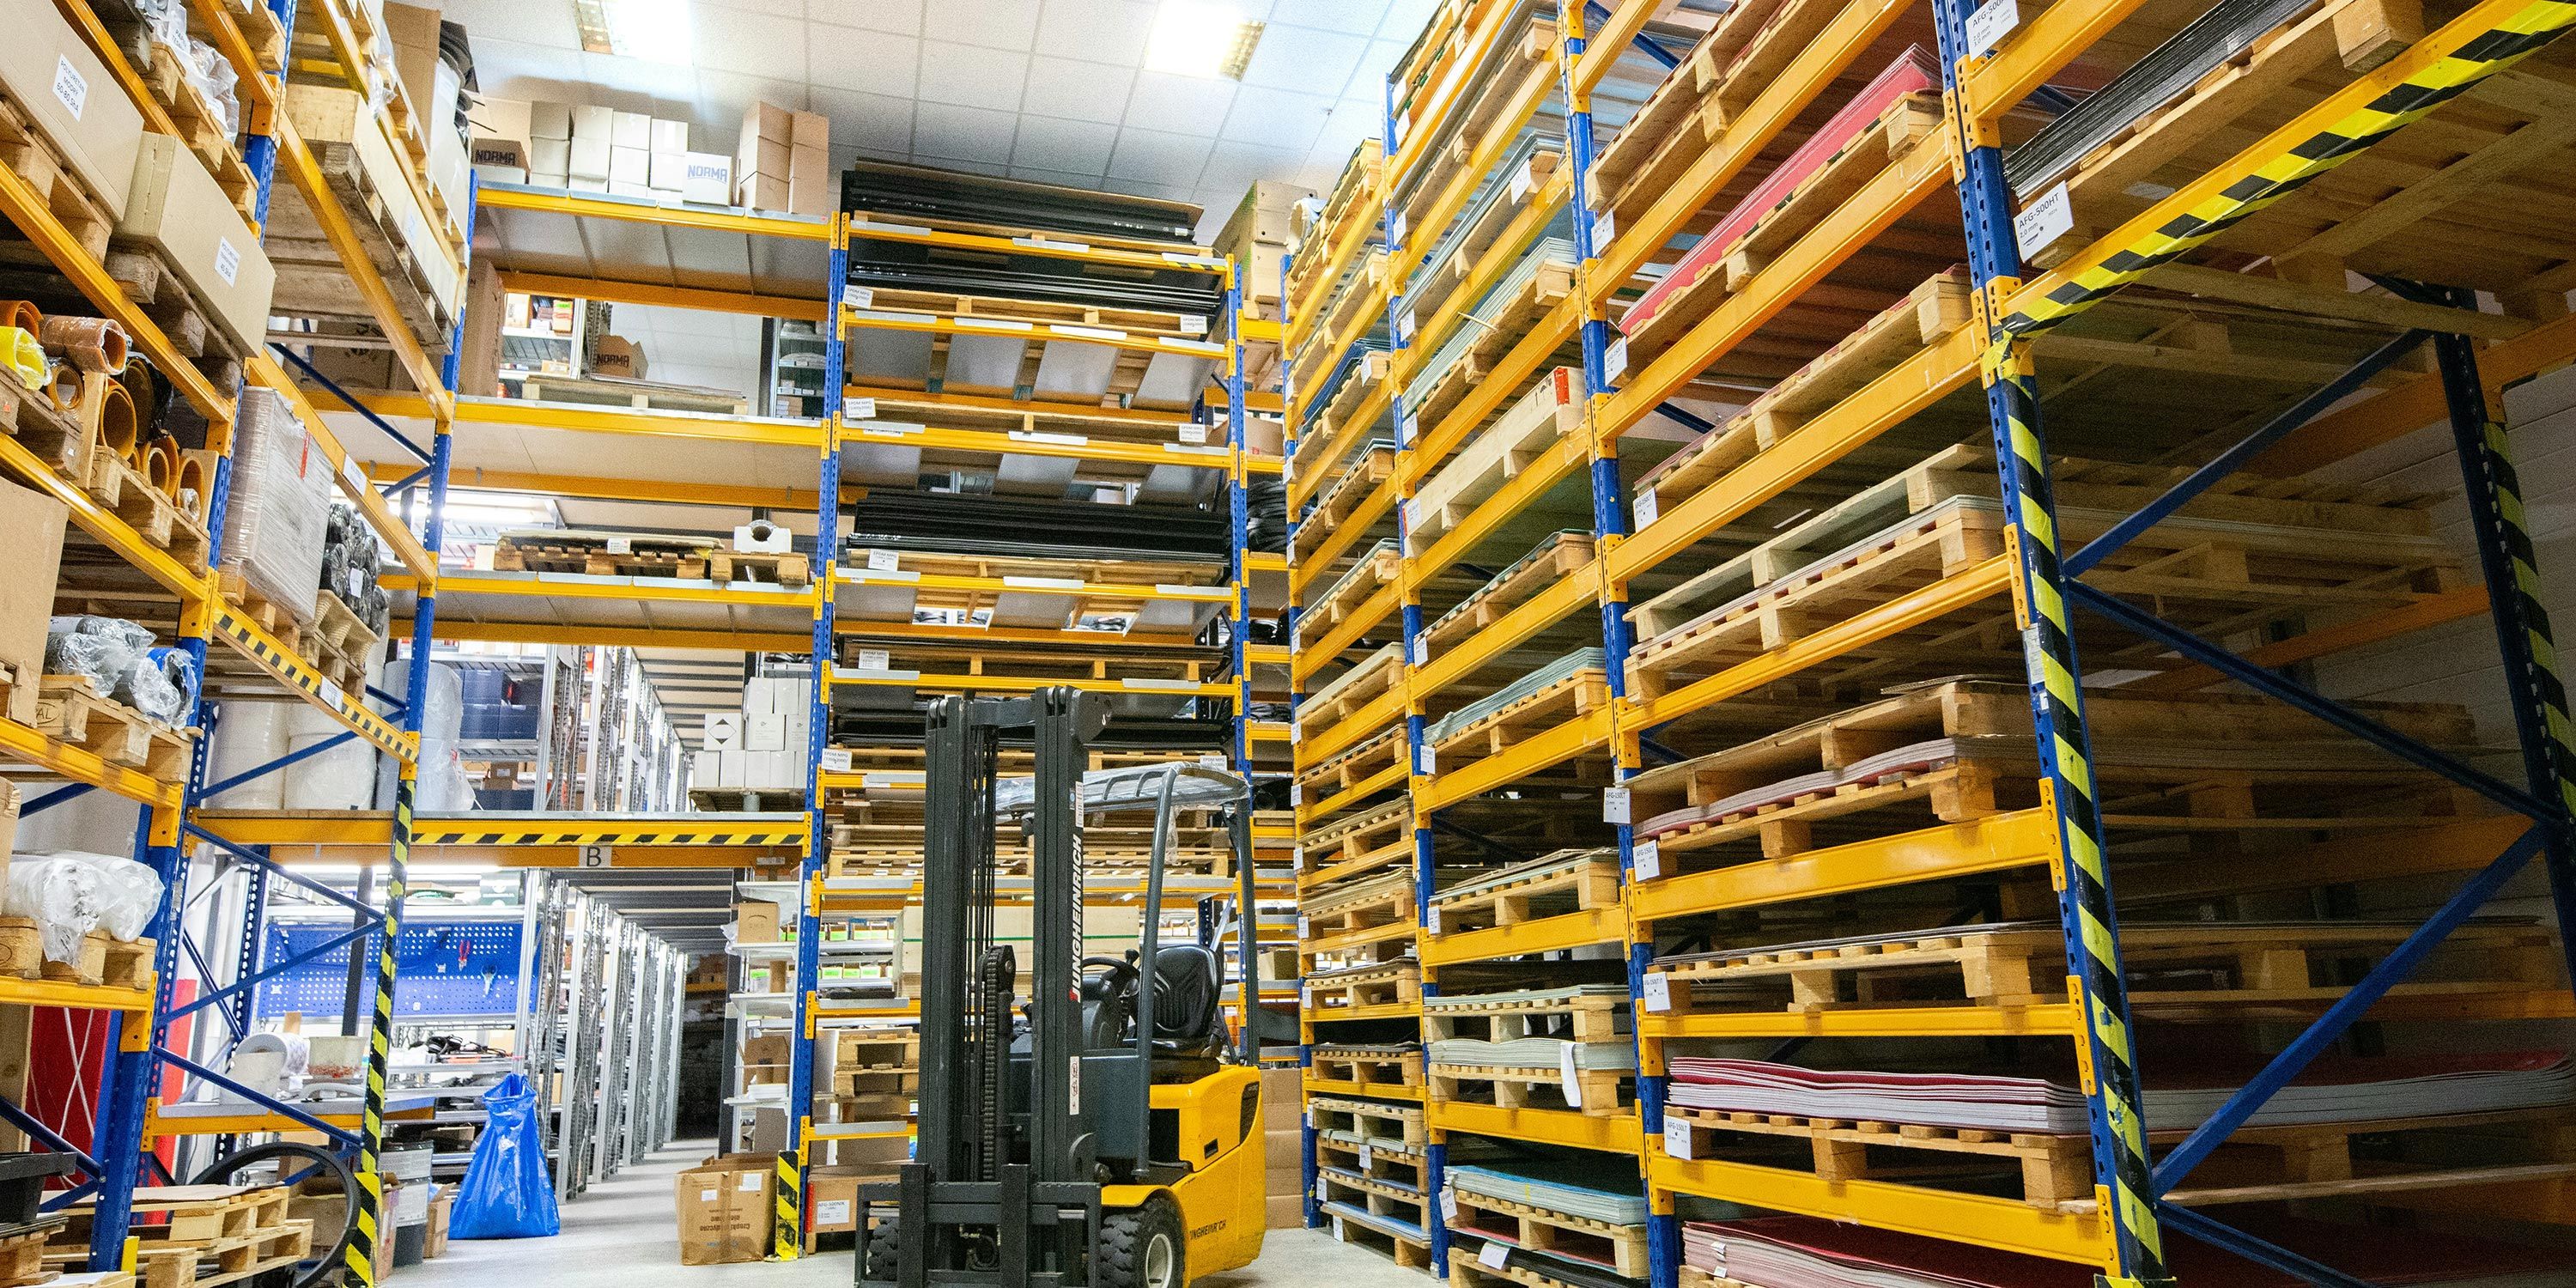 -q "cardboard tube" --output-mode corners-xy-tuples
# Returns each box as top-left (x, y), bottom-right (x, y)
(0, 301), (38, 334)
(144, 437), (179, 495)
(175, 451), (210, 517)
(88, 377), (137, 463)
(38, 316), (127, 374)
